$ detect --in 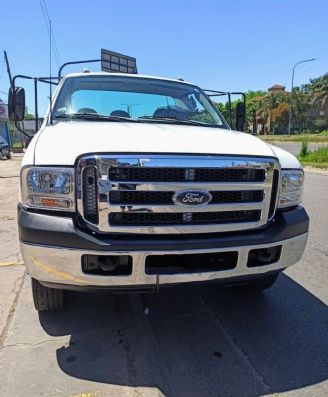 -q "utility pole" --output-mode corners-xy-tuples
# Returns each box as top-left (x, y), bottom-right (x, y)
(288, 58), (316, 135)
(49, 19), (52, 125)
